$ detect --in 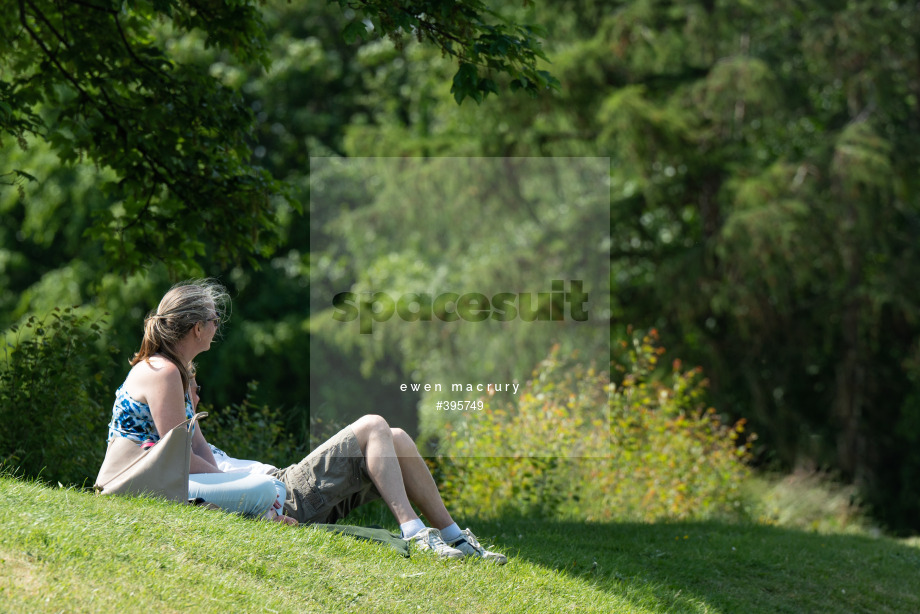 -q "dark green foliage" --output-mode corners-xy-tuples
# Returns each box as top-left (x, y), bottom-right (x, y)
(342, 0), (920, 532)
(3, 0), (920, 533)
(3, 0), (285, 273)
(0, 0), (554, 274)
(0, 308), (116, 486)
(341, 0), (558, 103)
(199, 380), (299, 469)
(577, 1), (920, 533)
